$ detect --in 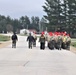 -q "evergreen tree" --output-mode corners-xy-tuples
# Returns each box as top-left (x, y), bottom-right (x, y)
(43, 0), (76, 34)
(40, 17), (47, 32)
(67, 0), (76, 34)
(19, 16), (30, 29)
(43, 0), (62, 31)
